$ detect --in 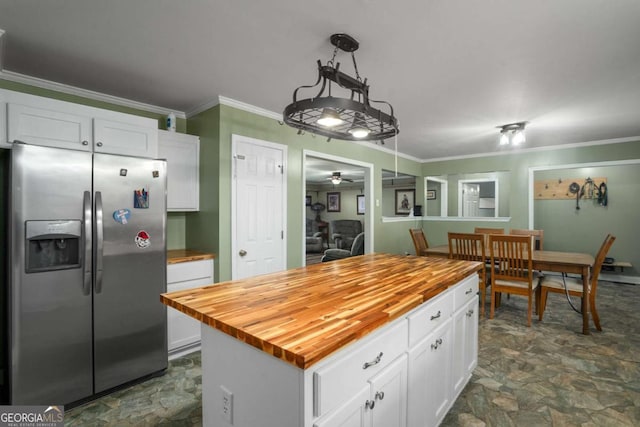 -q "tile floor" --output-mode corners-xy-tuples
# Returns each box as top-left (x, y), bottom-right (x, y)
(66, 279), (640, 426)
